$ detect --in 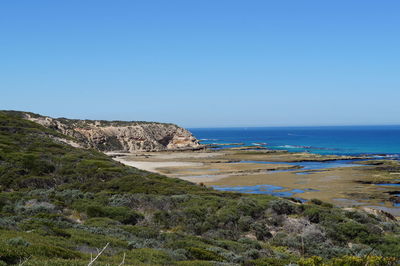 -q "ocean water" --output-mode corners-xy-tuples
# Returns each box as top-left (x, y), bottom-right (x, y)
(190, 126), (400, 208)
(190, 126), (400, 156)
